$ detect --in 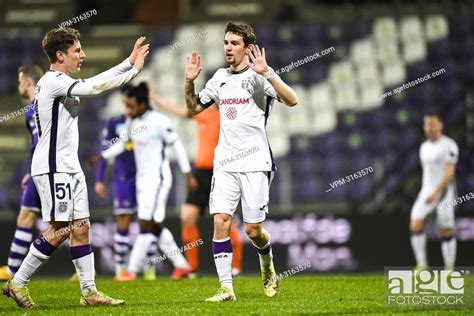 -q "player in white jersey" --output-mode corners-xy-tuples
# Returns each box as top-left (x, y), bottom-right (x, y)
(184, 22), (298, 302)
(410, 113), (459, 271)
(97, 83), (196, 281)
(3, 27), (149, 308)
